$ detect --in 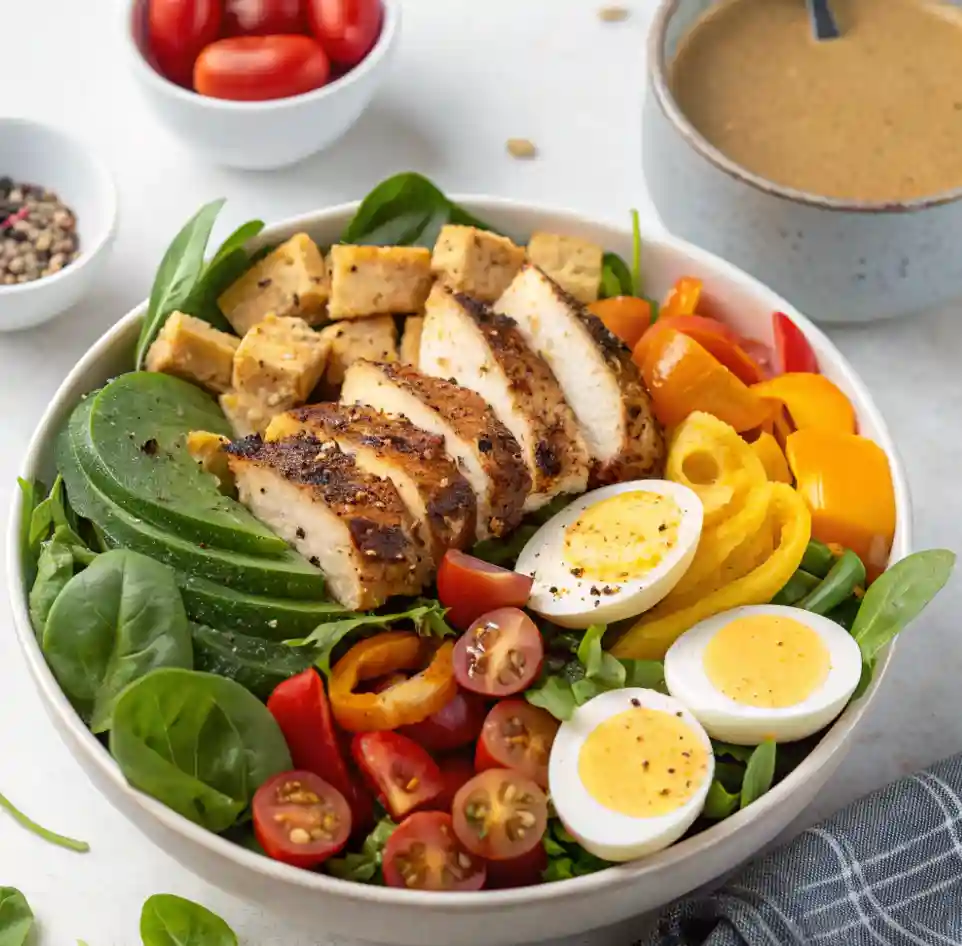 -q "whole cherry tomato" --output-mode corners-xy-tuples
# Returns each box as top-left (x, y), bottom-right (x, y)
(194, 35), (331, 101)
(224, 0), (306, 35)
(437, 549), (533, 631)
(148, 0), (223, 88)
(382, 812), (486, 891)
(452, 608), (544, 698)
(307, 0), (383, 67)
(399, 689), (488, 753)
